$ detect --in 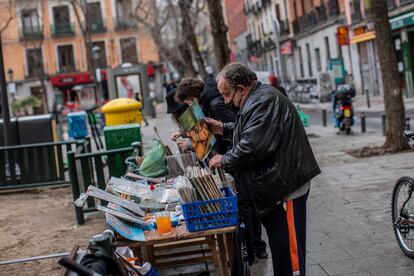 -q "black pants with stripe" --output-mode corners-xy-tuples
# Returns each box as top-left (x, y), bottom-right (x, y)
(261, 190), (309, 276)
